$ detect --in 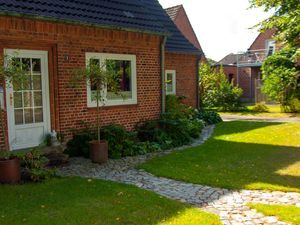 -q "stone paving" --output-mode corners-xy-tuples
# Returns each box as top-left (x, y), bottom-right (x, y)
(221, 114), (300, 123)
(59, 125), (300, 225)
